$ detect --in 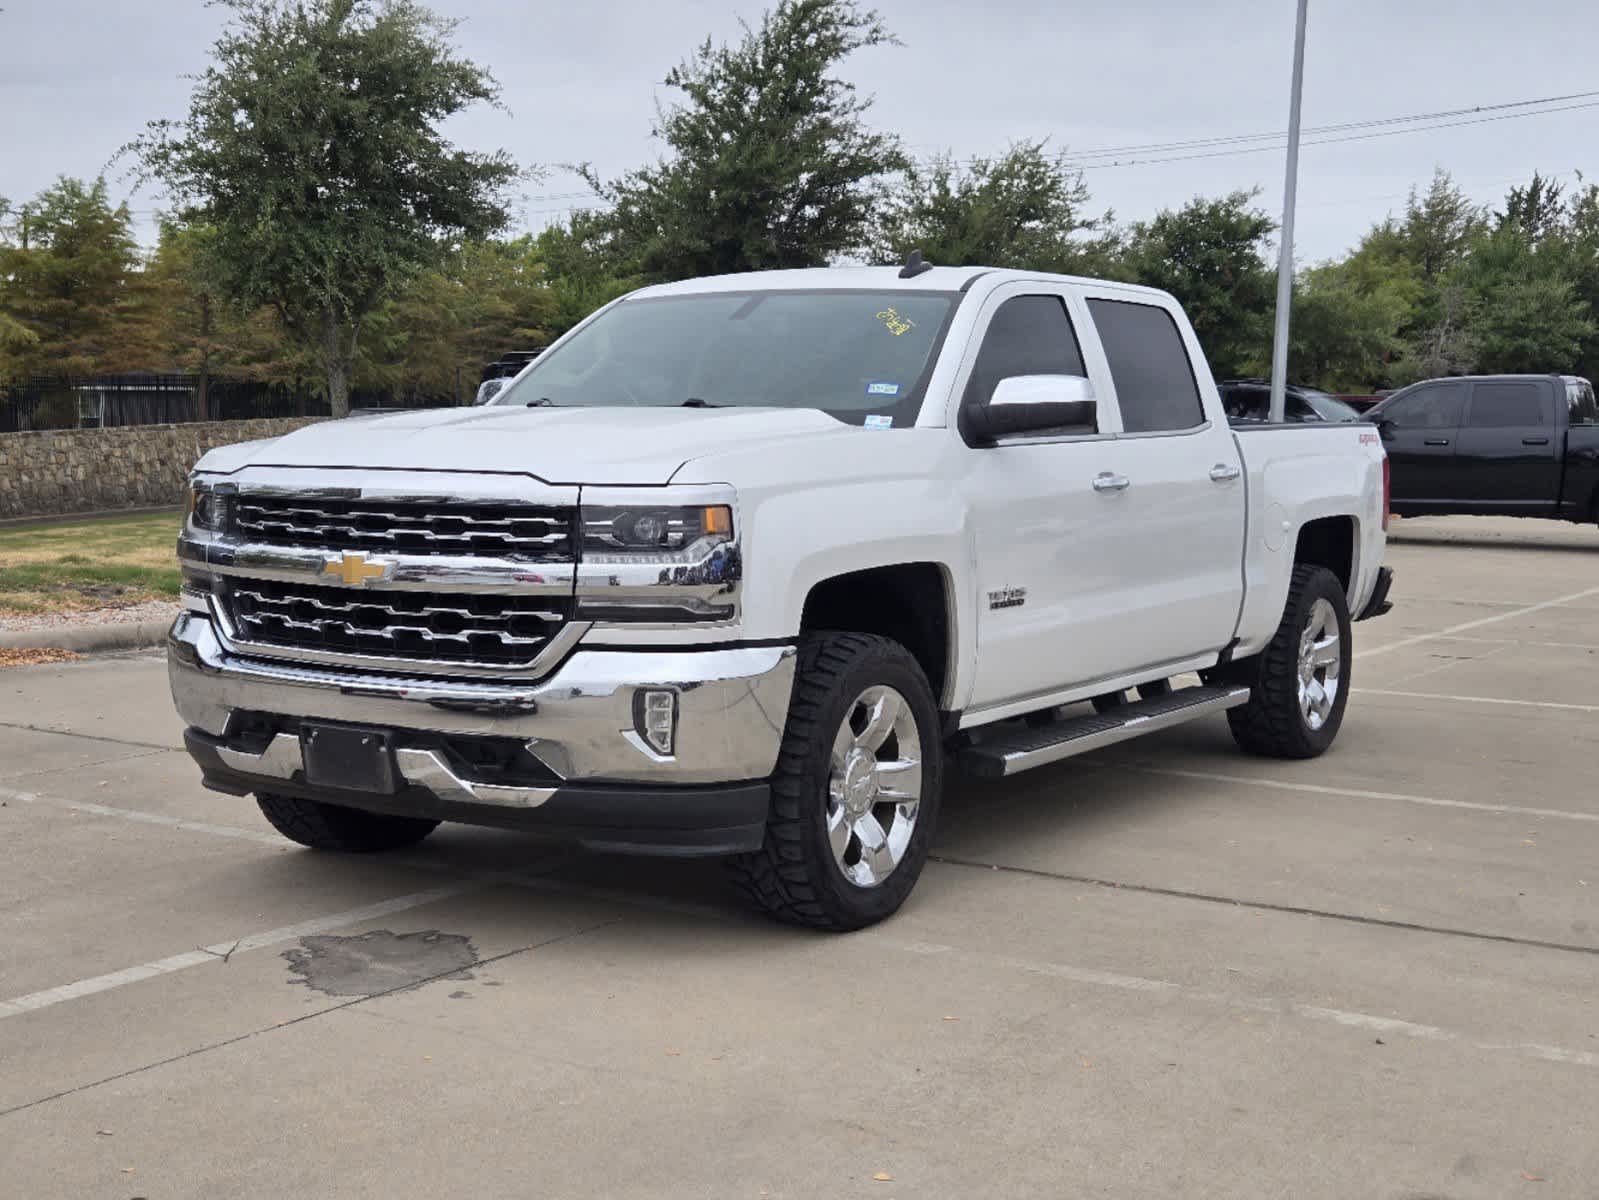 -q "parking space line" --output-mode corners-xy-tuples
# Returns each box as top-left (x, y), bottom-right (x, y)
(1, 782), (298, 848)
(0, 881), (491, 1021)
(1356, 688), (1599, 714)
(1355, 584), (1599, 660)
(1090, 762), (1599, 825)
